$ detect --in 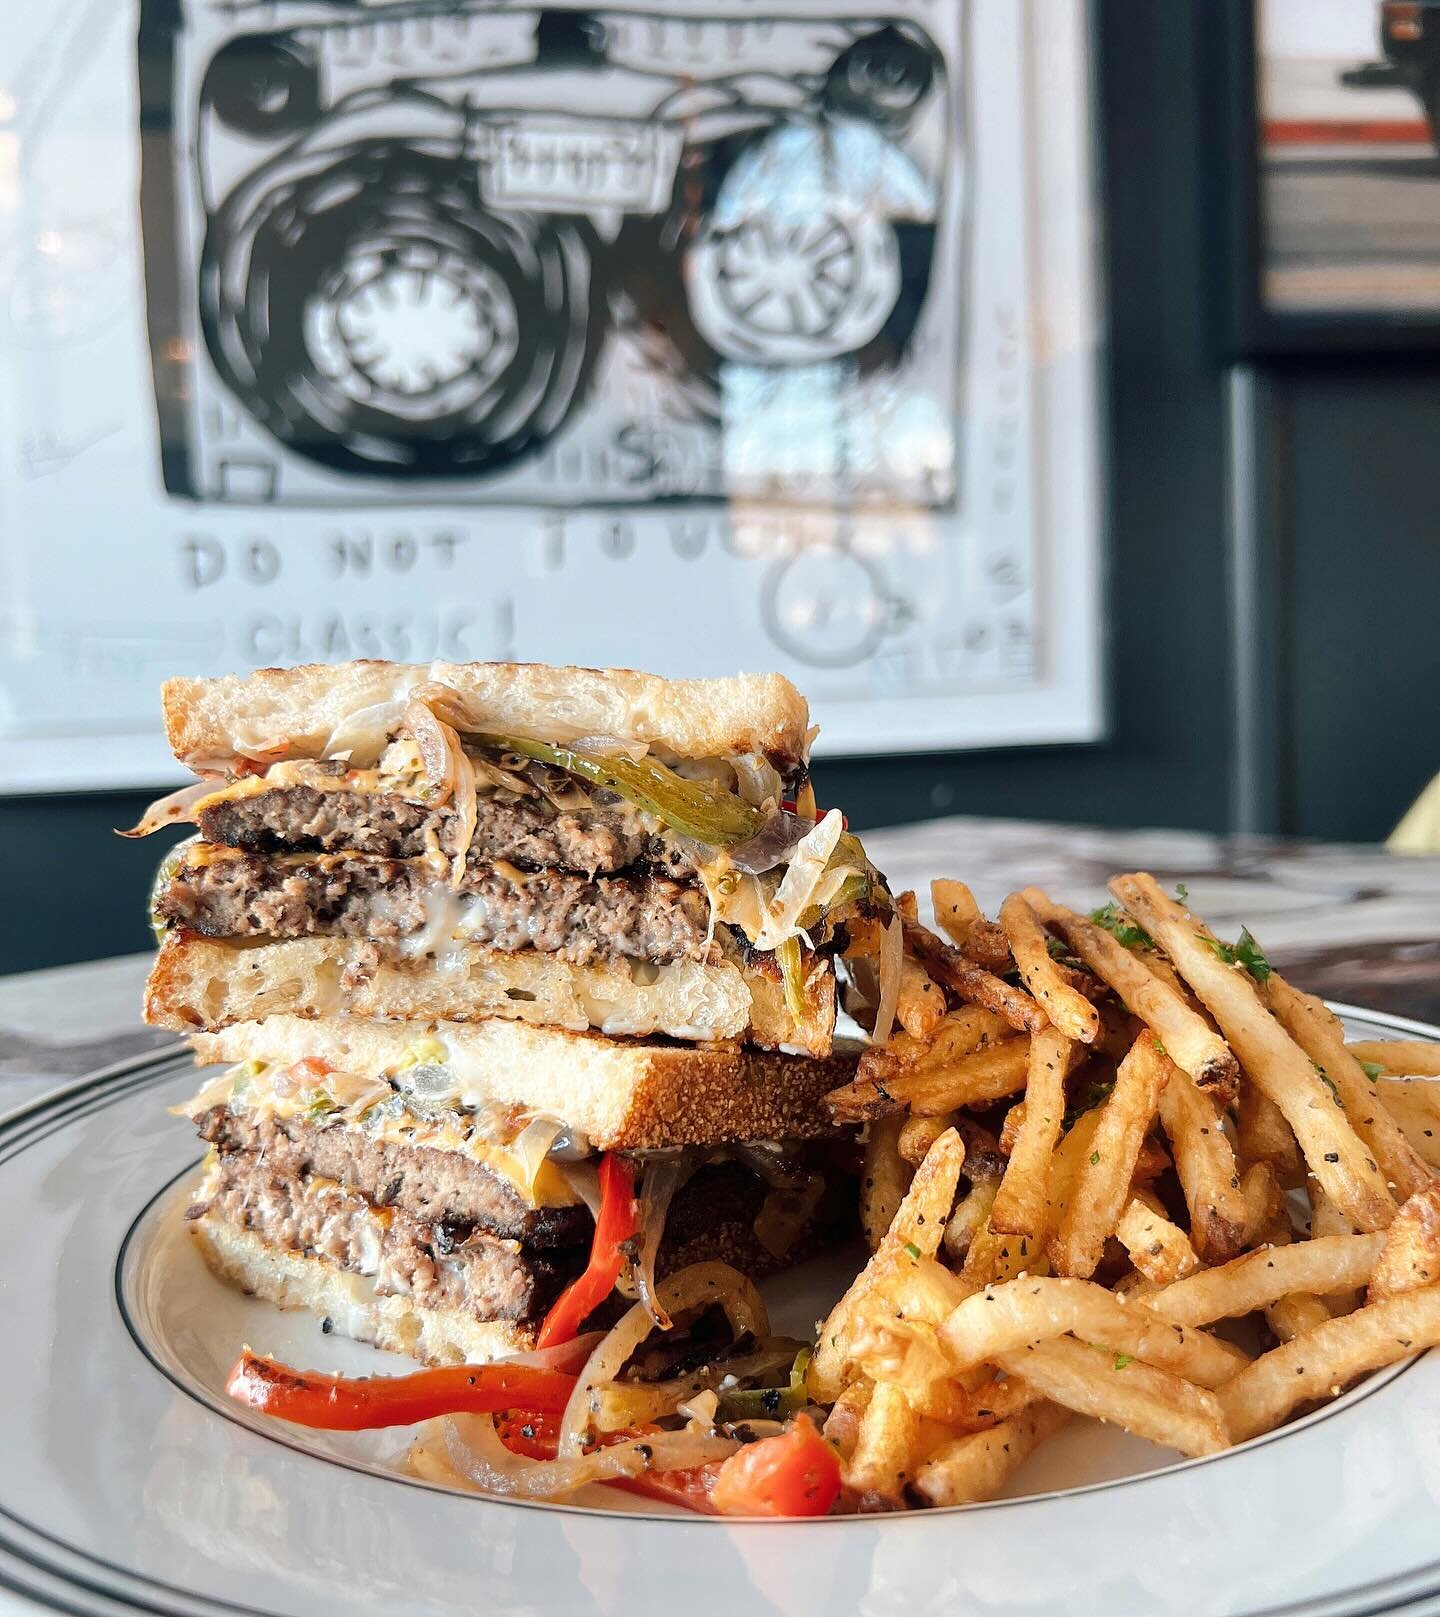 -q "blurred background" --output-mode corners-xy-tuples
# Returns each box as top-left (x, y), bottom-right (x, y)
(2, 0), (1439, 974)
